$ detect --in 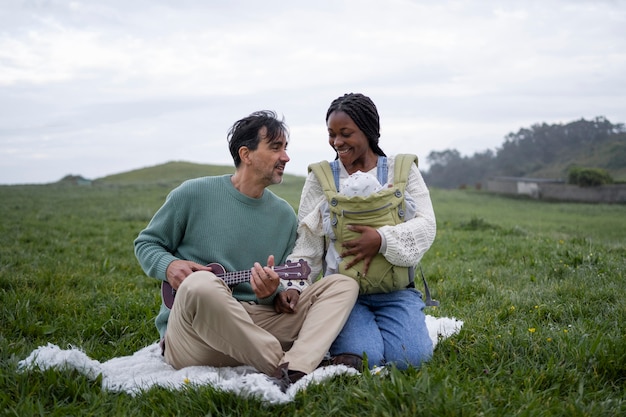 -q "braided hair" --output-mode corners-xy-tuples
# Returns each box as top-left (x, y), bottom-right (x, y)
(325, 93), (386, 157)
